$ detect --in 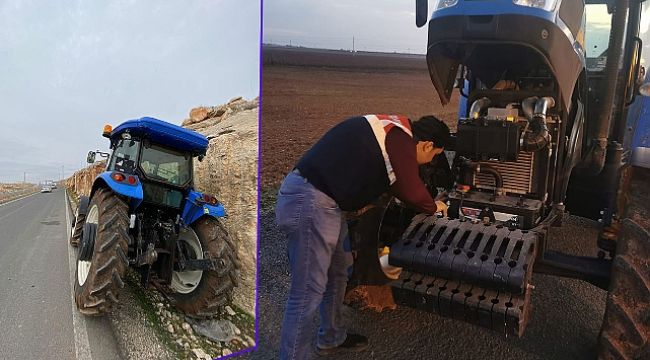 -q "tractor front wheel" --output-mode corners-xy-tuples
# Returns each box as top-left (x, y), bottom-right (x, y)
(74, 188), (130, 315)
(69, 209), (86, 247)
(170, 217), (239, 318)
